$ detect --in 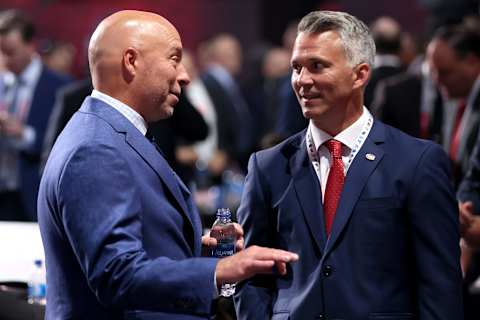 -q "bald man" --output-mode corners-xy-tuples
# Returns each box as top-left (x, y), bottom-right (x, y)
(38, 10), (297, 320)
